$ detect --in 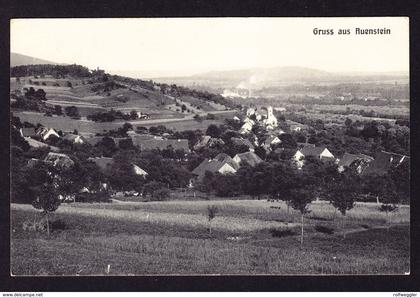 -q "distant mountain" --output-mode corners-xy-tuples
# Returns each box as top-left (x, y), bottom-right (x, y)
(11, 52), (62, 67)
(153, 66), (409, 89)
